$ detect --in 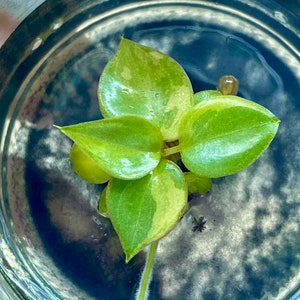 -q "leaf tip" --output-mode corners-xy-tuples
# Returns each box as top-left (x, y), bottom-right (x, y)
(274, 116), (281, 124)
(53, 124), (62, 130)
(124, 248), (139, 263)
(125, 255), (133, 264)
